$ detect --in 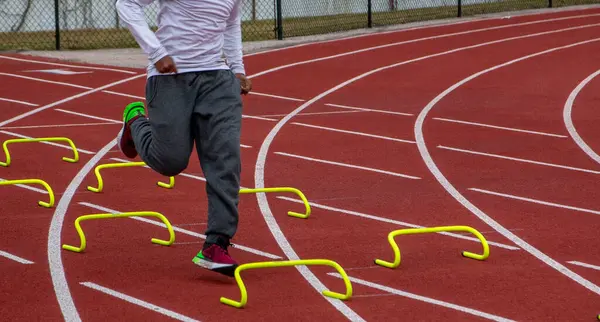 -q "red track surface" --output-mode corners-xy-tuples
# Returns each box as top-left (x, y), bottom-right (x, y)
(1, 7), (600, 322)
